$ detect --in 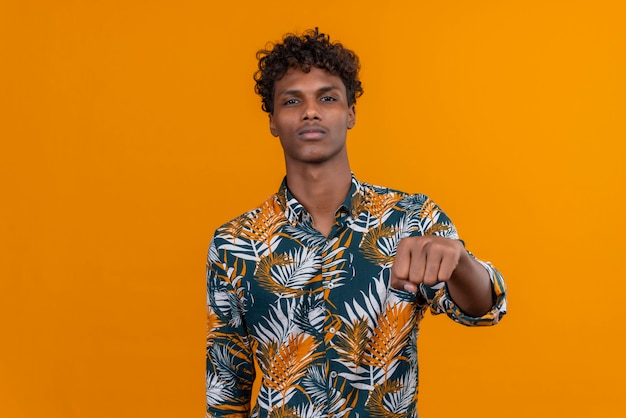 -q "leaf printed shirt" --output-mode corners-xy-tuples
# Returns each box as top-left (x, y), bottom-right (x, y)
(206, 175), (507, 418)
